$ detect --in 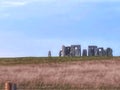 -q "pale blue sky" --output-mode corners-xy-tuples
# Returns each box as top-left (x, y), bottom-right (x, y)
(0, 0), (120, 57)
